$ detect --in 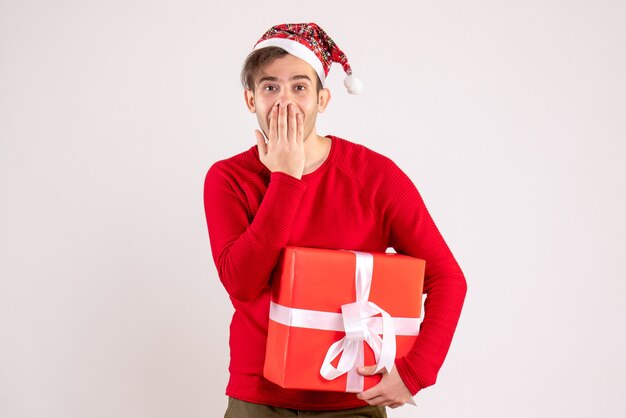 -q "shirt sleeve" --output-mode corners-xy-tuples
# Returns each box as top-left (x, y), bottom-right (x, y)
(377, 160), (467, 395)
(203, 163), (308, 302)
